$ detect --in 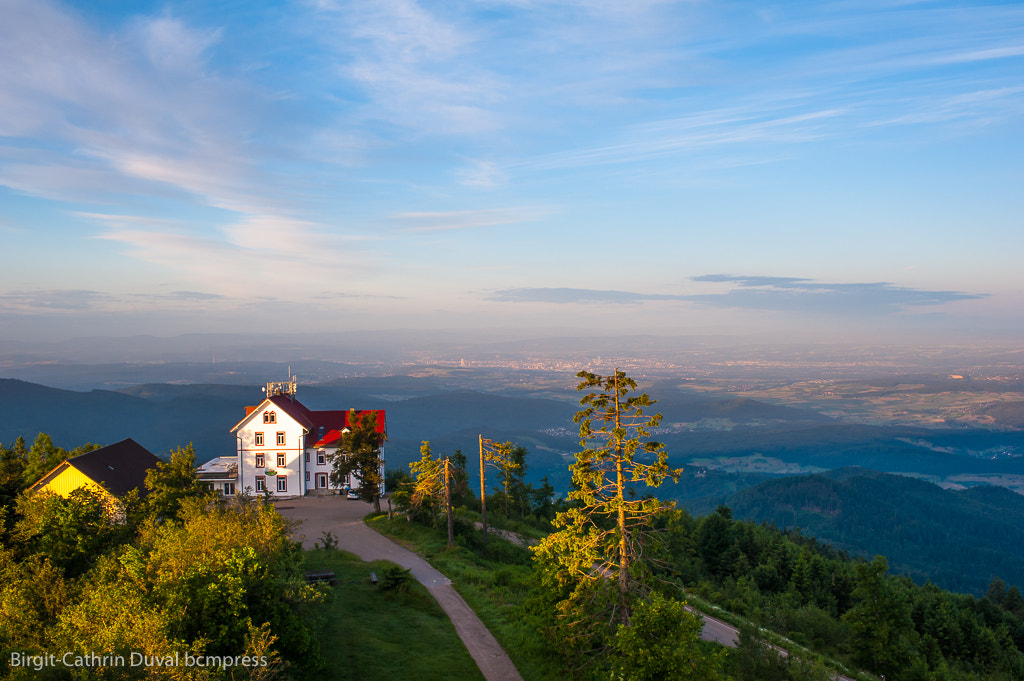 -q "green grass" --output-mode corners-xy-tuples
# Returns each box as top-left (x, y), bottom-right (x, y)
(366, 514), (563, 681)
(302, 548), (485, 681)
